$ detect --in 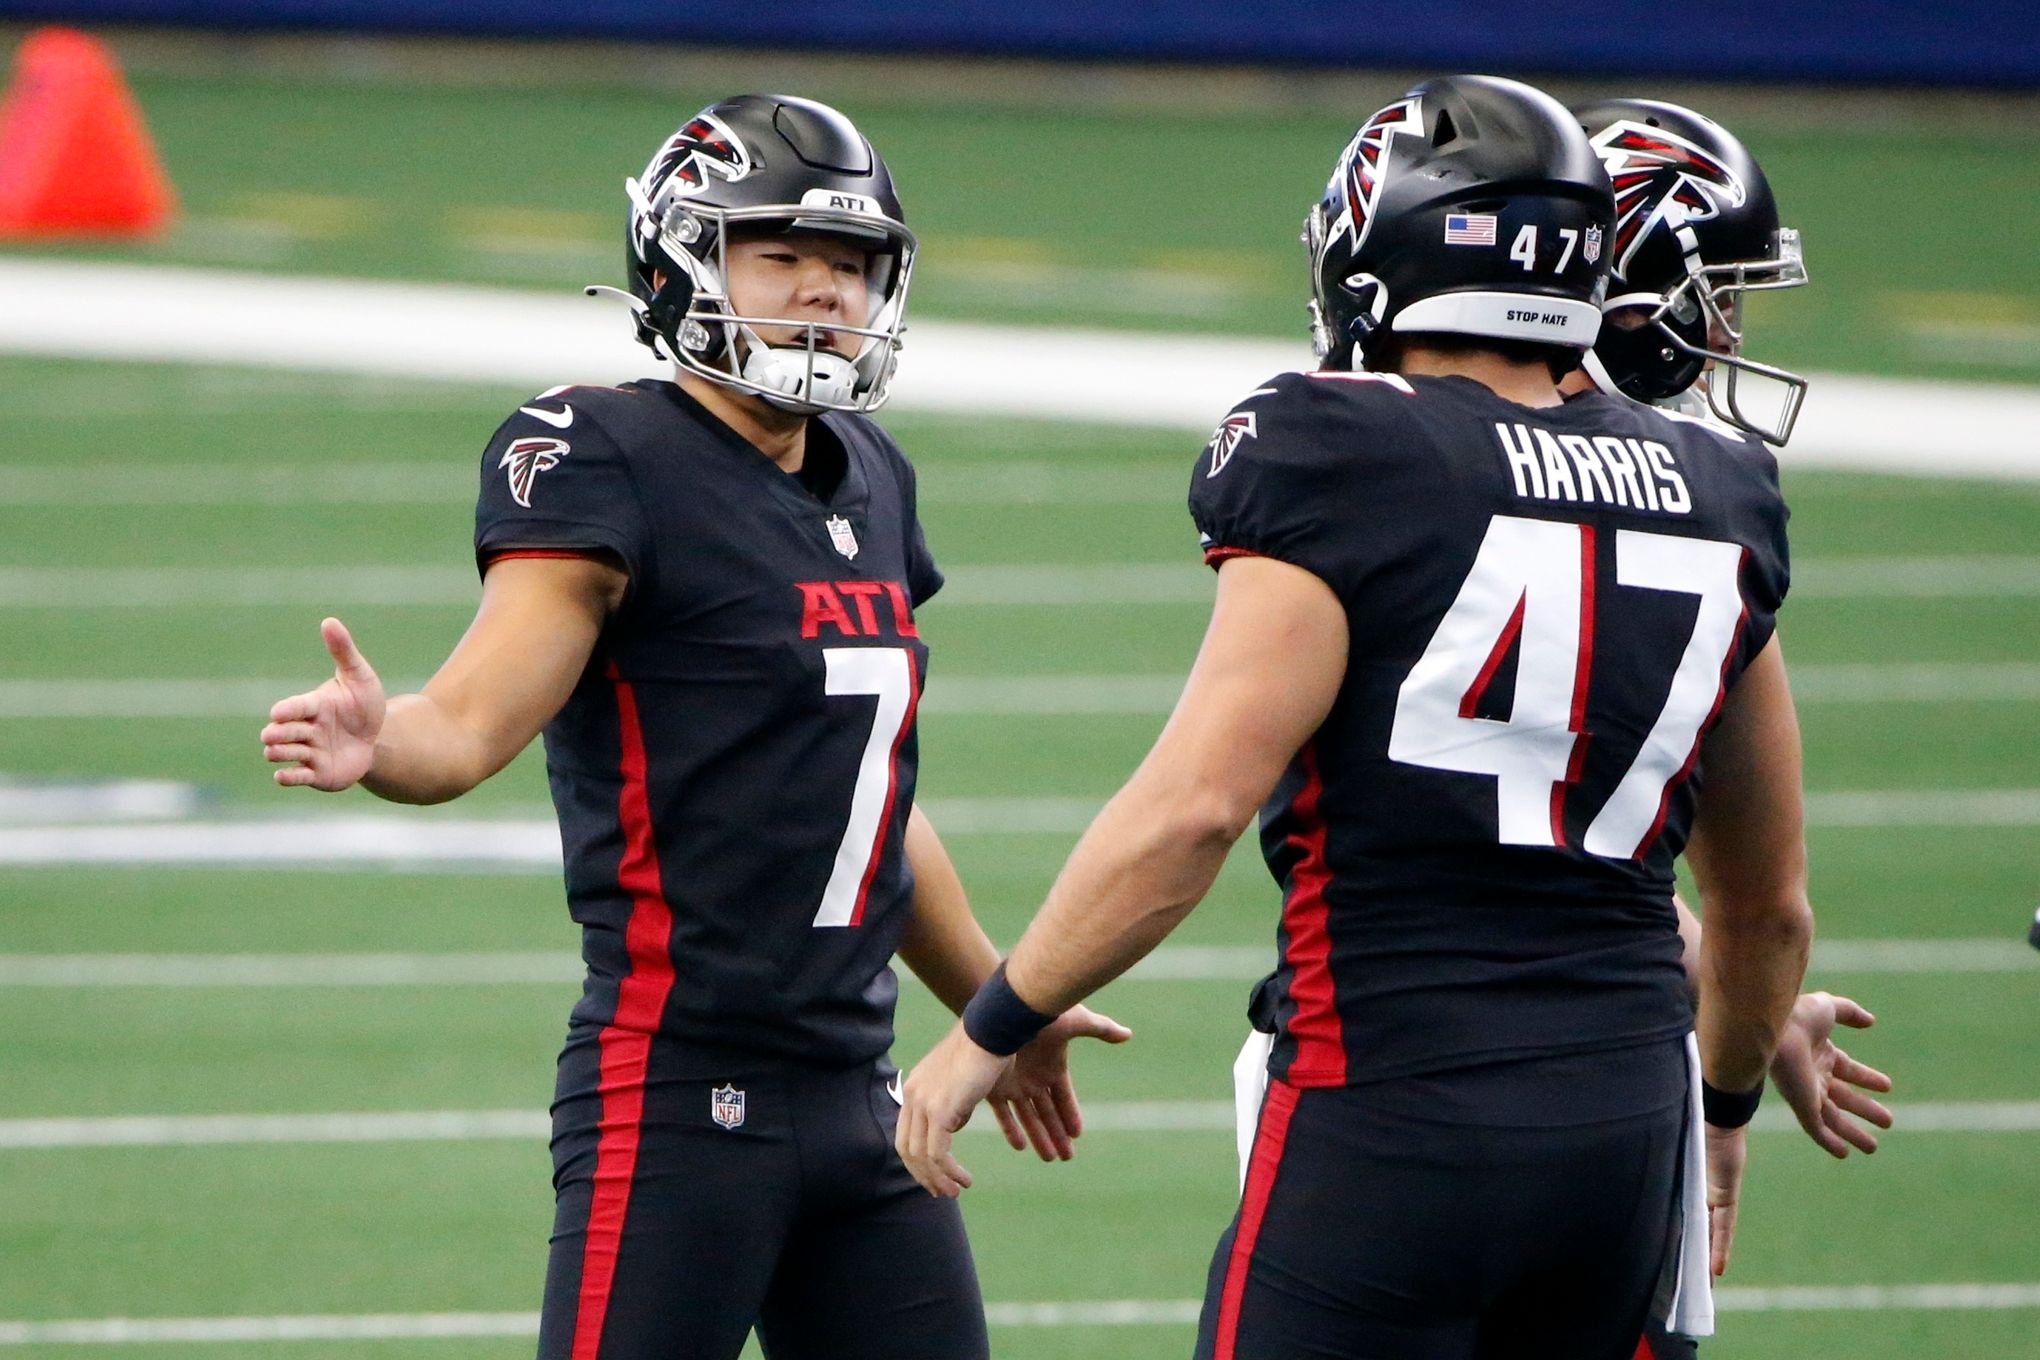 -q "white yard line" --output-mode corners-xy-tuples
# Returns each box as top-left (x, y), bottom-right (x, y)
(4, 259), (2040, 478)
(1, 1102), (2034, 1151)
(1791, 556), (2040, 598)
(0, 675), (1192, 719)
(0, 938), (2026, 989)
(0, 780), (206, 822)
(0, 460), (1180, 508)
(1785, 661), (2040, 701)
(1804, 788), (2040, 827)
(5, 558), (2040, 610)
(7, 662), (2040, 719)
(3, 1285), (2036, 1343)
(0, 790), (2036, 867)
